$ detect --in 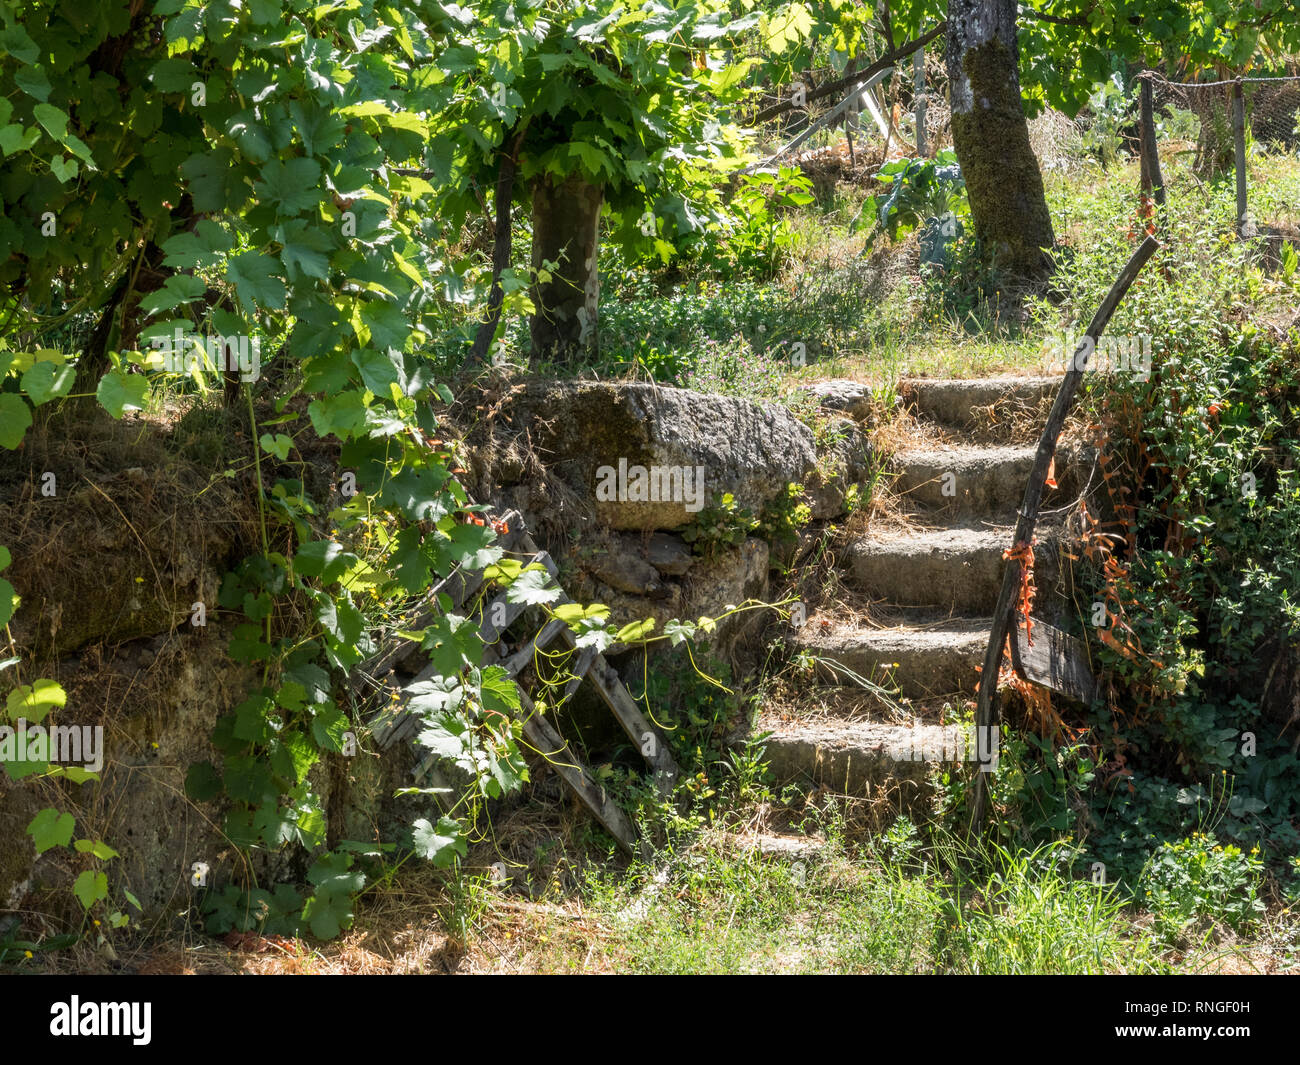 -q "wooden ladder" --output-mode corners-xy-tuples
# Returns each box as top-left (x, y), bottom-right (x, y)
(361, 509), (679, 855)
